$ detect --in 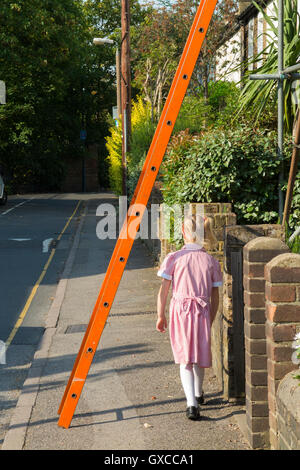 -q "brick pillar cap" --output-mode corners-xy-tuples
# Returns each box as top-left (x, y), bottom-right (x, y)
(266, 252), (300, 269)
(265, 252), (300, 283)
(244, 237), (288, 252)
(243, 237), (289, 263)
